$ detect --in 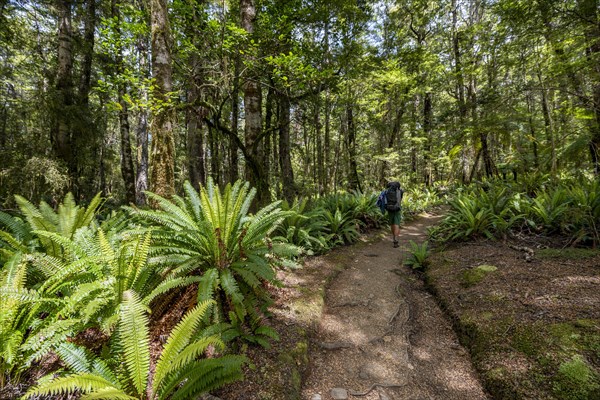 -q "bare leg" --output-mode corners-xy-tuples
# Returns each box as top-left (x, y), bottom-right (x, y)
(391, 224), (400, 247)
